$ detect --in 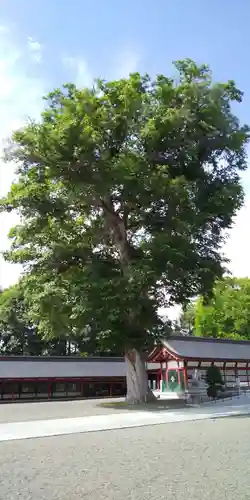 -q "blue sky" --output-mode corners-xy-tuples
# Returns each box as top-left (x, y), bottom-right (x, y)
(1, 0), (250, 147)
(1, 0), (250, 117)
(0, 0), (250, 315)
